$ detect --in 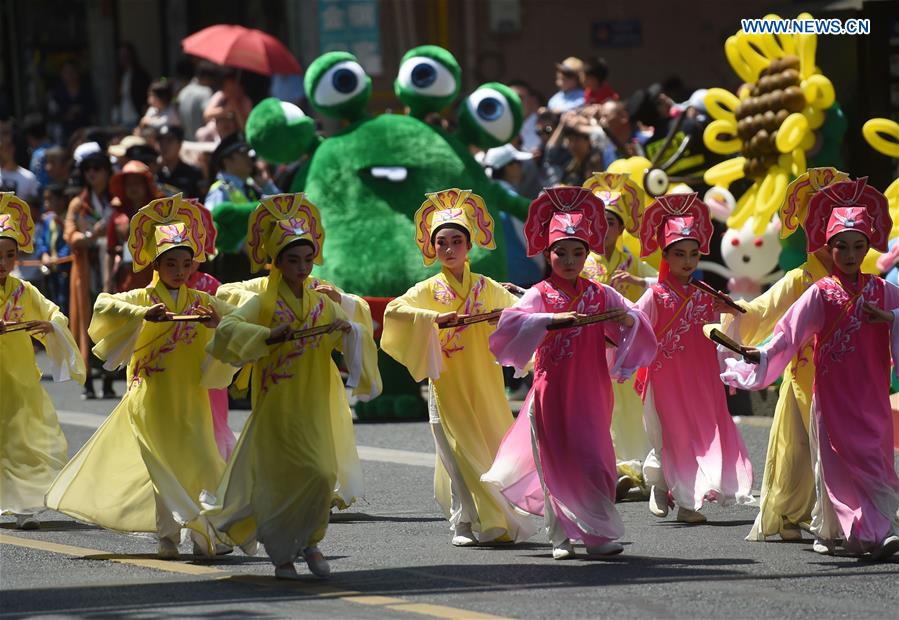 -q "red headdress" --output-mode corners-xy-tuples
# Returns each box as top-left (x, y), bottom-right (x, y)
(804, 178), (890, 252)
(638, 192), (713, 257)
(523, 186), (606, 256)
